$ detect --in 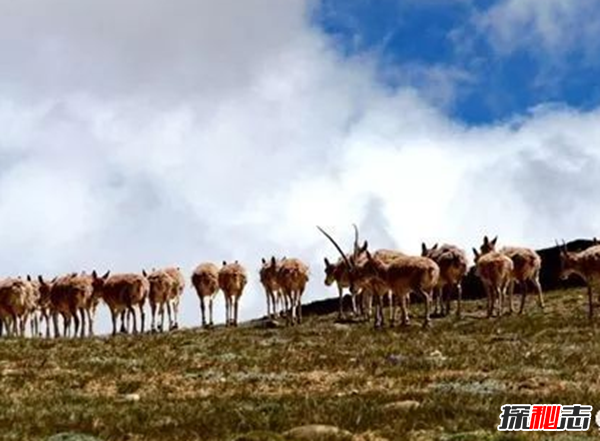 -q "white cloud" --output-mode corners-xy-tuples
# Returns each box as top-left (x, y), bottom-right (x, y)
(476, 0), (600, 57)
(1, 0), (600, 333)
